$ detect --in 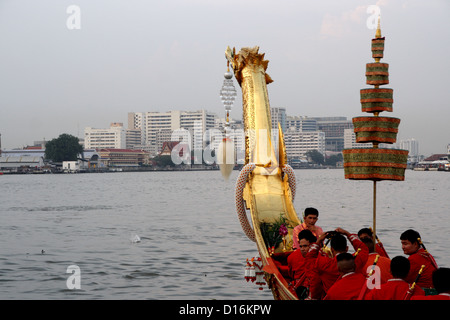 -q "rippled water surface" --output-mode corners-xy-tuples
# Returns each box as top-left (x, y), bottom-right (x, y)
(0, 169), (449, 299)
